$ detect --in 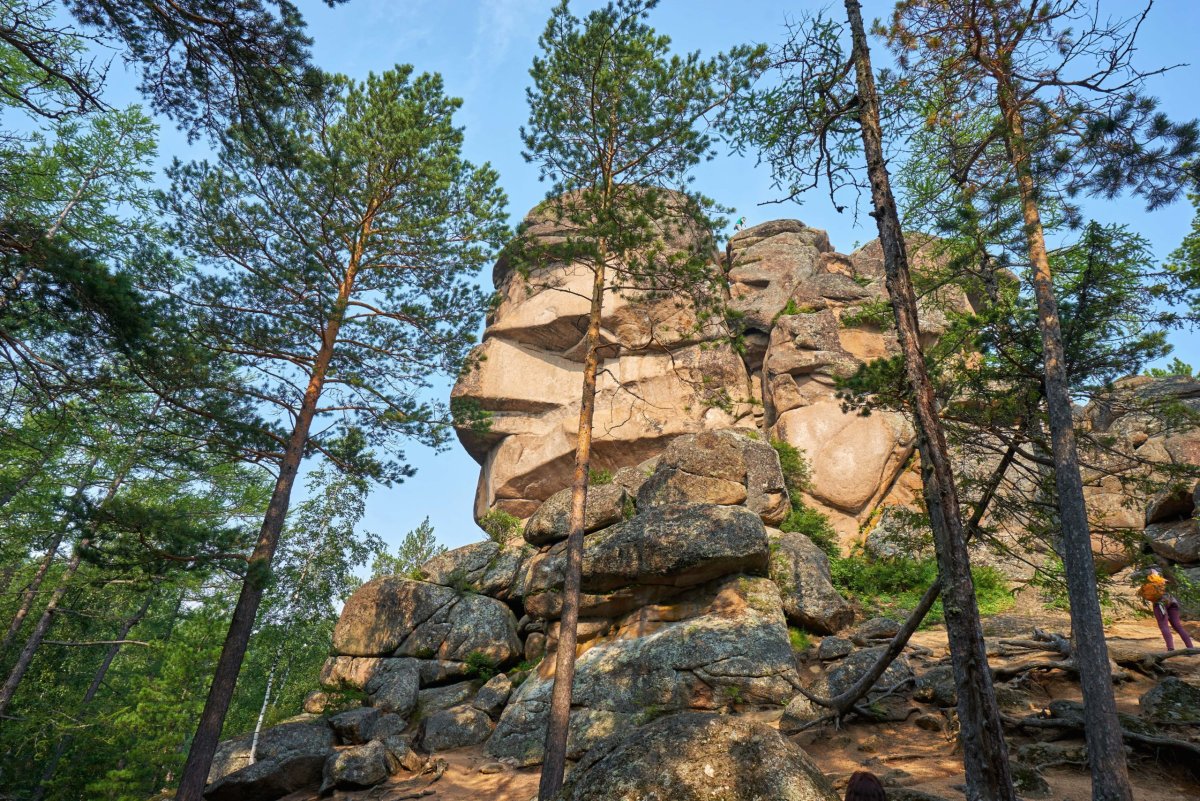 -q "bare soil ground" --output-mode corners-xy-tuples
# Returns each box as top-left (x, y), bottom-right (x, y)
(292, 610), (1200, 801)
